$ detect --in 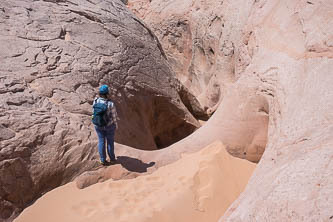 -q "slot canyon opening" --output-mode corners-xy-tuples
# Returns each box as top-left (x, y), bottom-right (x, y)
(148, 84), (222, 149)
(116, 88), (270, 161)
(114, 94), (198, 150)
(150, 96), (198, 149)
